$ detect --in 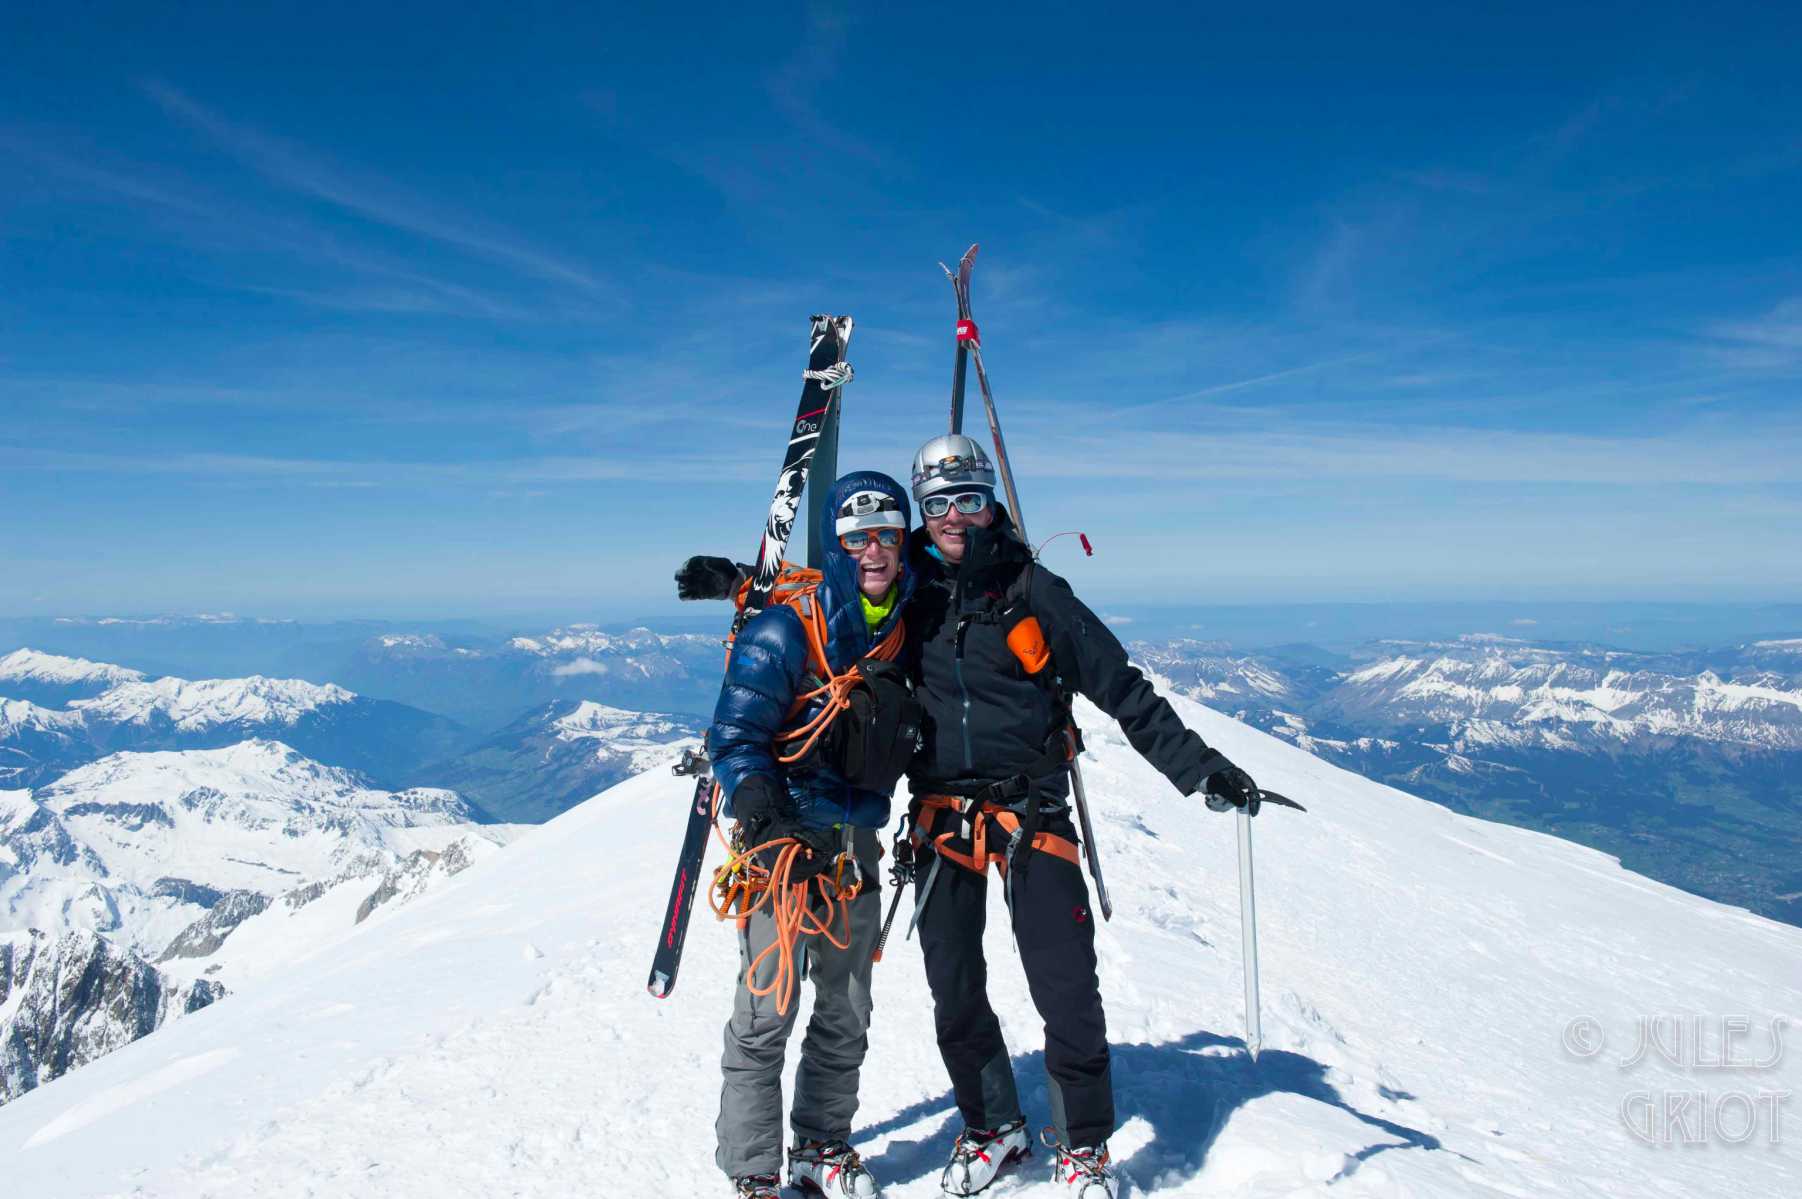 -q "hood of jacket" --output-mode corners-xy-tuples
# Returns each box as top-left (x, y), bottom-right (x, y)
(814, 470), (917, 671)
